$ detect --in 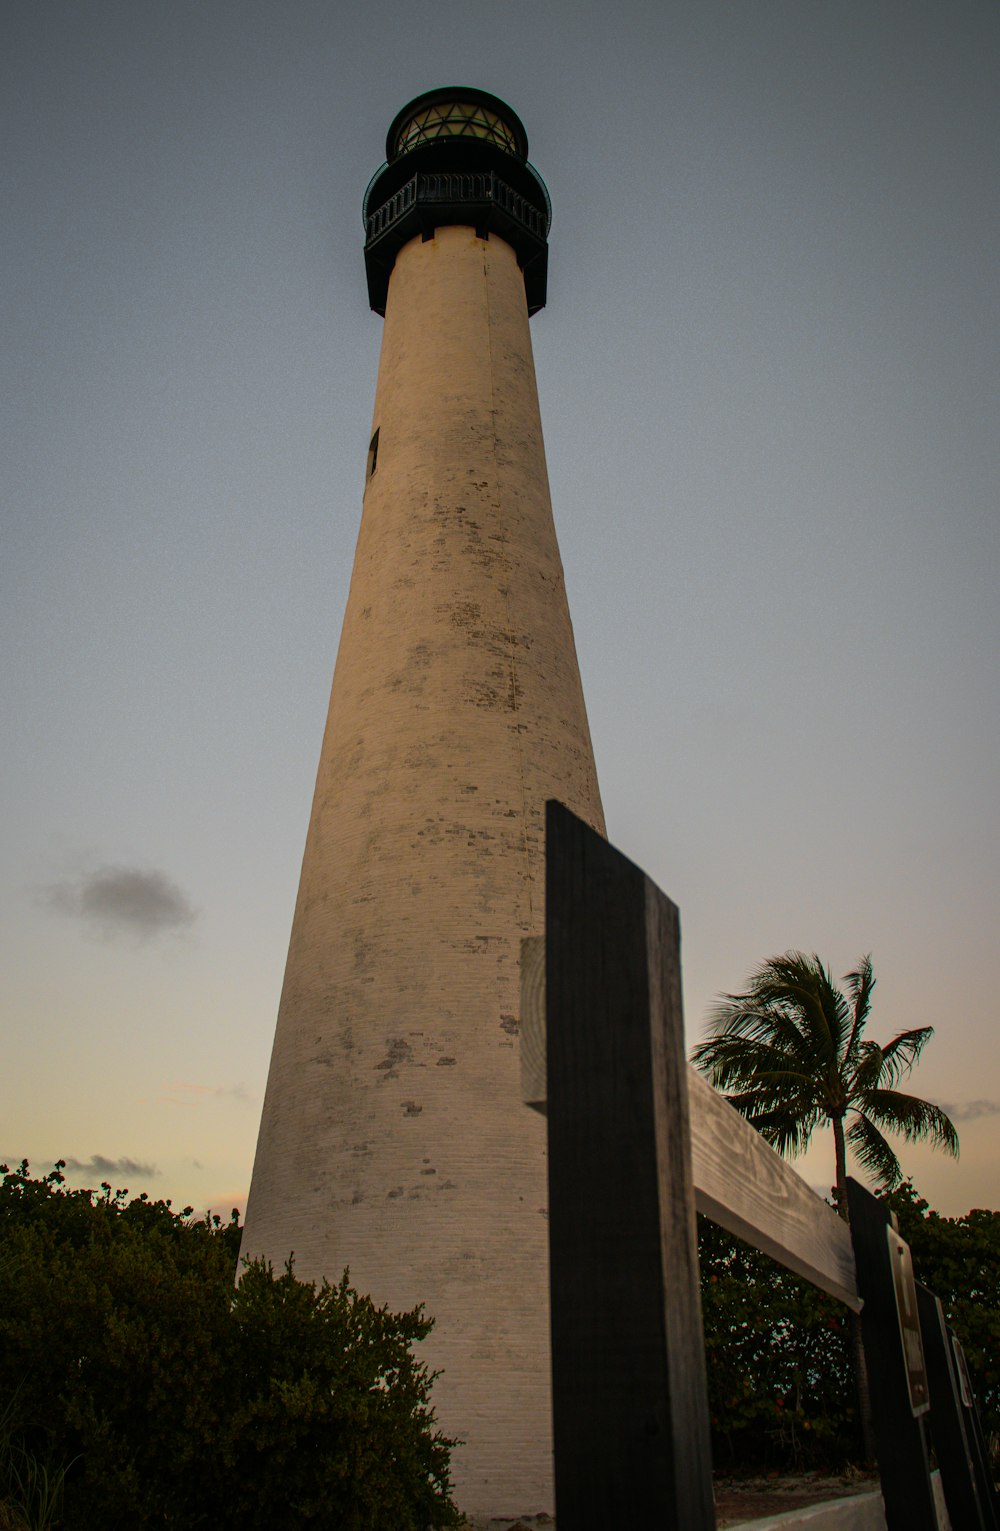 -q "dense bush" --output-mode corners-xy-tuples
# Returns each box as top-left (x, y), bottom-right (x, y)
(3, 1158), (994, 1514)
(699, 1215), (860, 1471)
(700, 1183), (1000, 1474)
(0, 1162), (458, 1530)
